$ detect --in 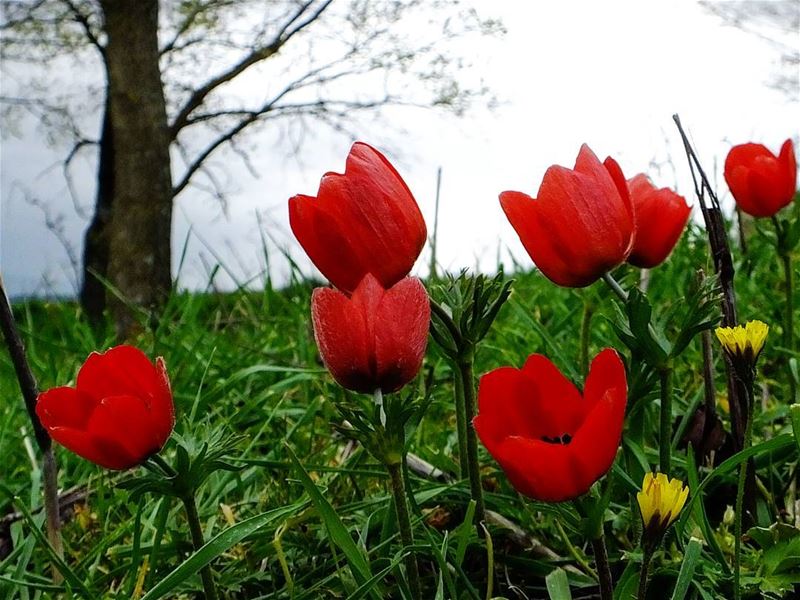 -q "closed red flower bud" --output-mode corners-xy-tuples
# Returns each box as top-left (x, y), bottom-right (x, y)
(626, 174), (691, 268)
(473, 348), (627, 502)
(289, 142), (427, 294)
(724, 139), (797, 218)
(36, 345), (174, 470)
(311, 274), (430, 394)
(500, 144), (634, 287)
